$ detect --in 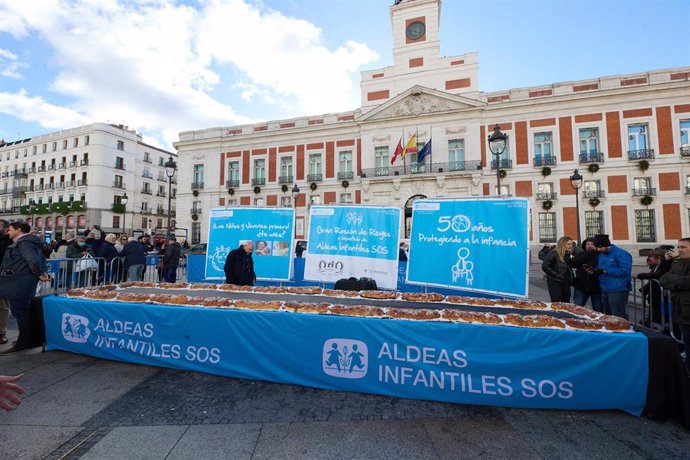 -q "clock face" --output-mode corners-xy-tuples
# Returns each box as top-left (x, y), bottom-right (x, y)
(406, 21), (425, 41)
